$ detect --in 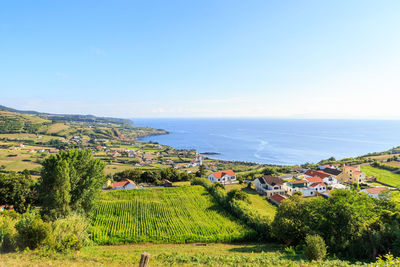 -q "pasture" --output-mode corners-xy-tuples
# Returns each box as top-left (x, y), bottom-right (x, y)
(361, 165), (400, 188)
